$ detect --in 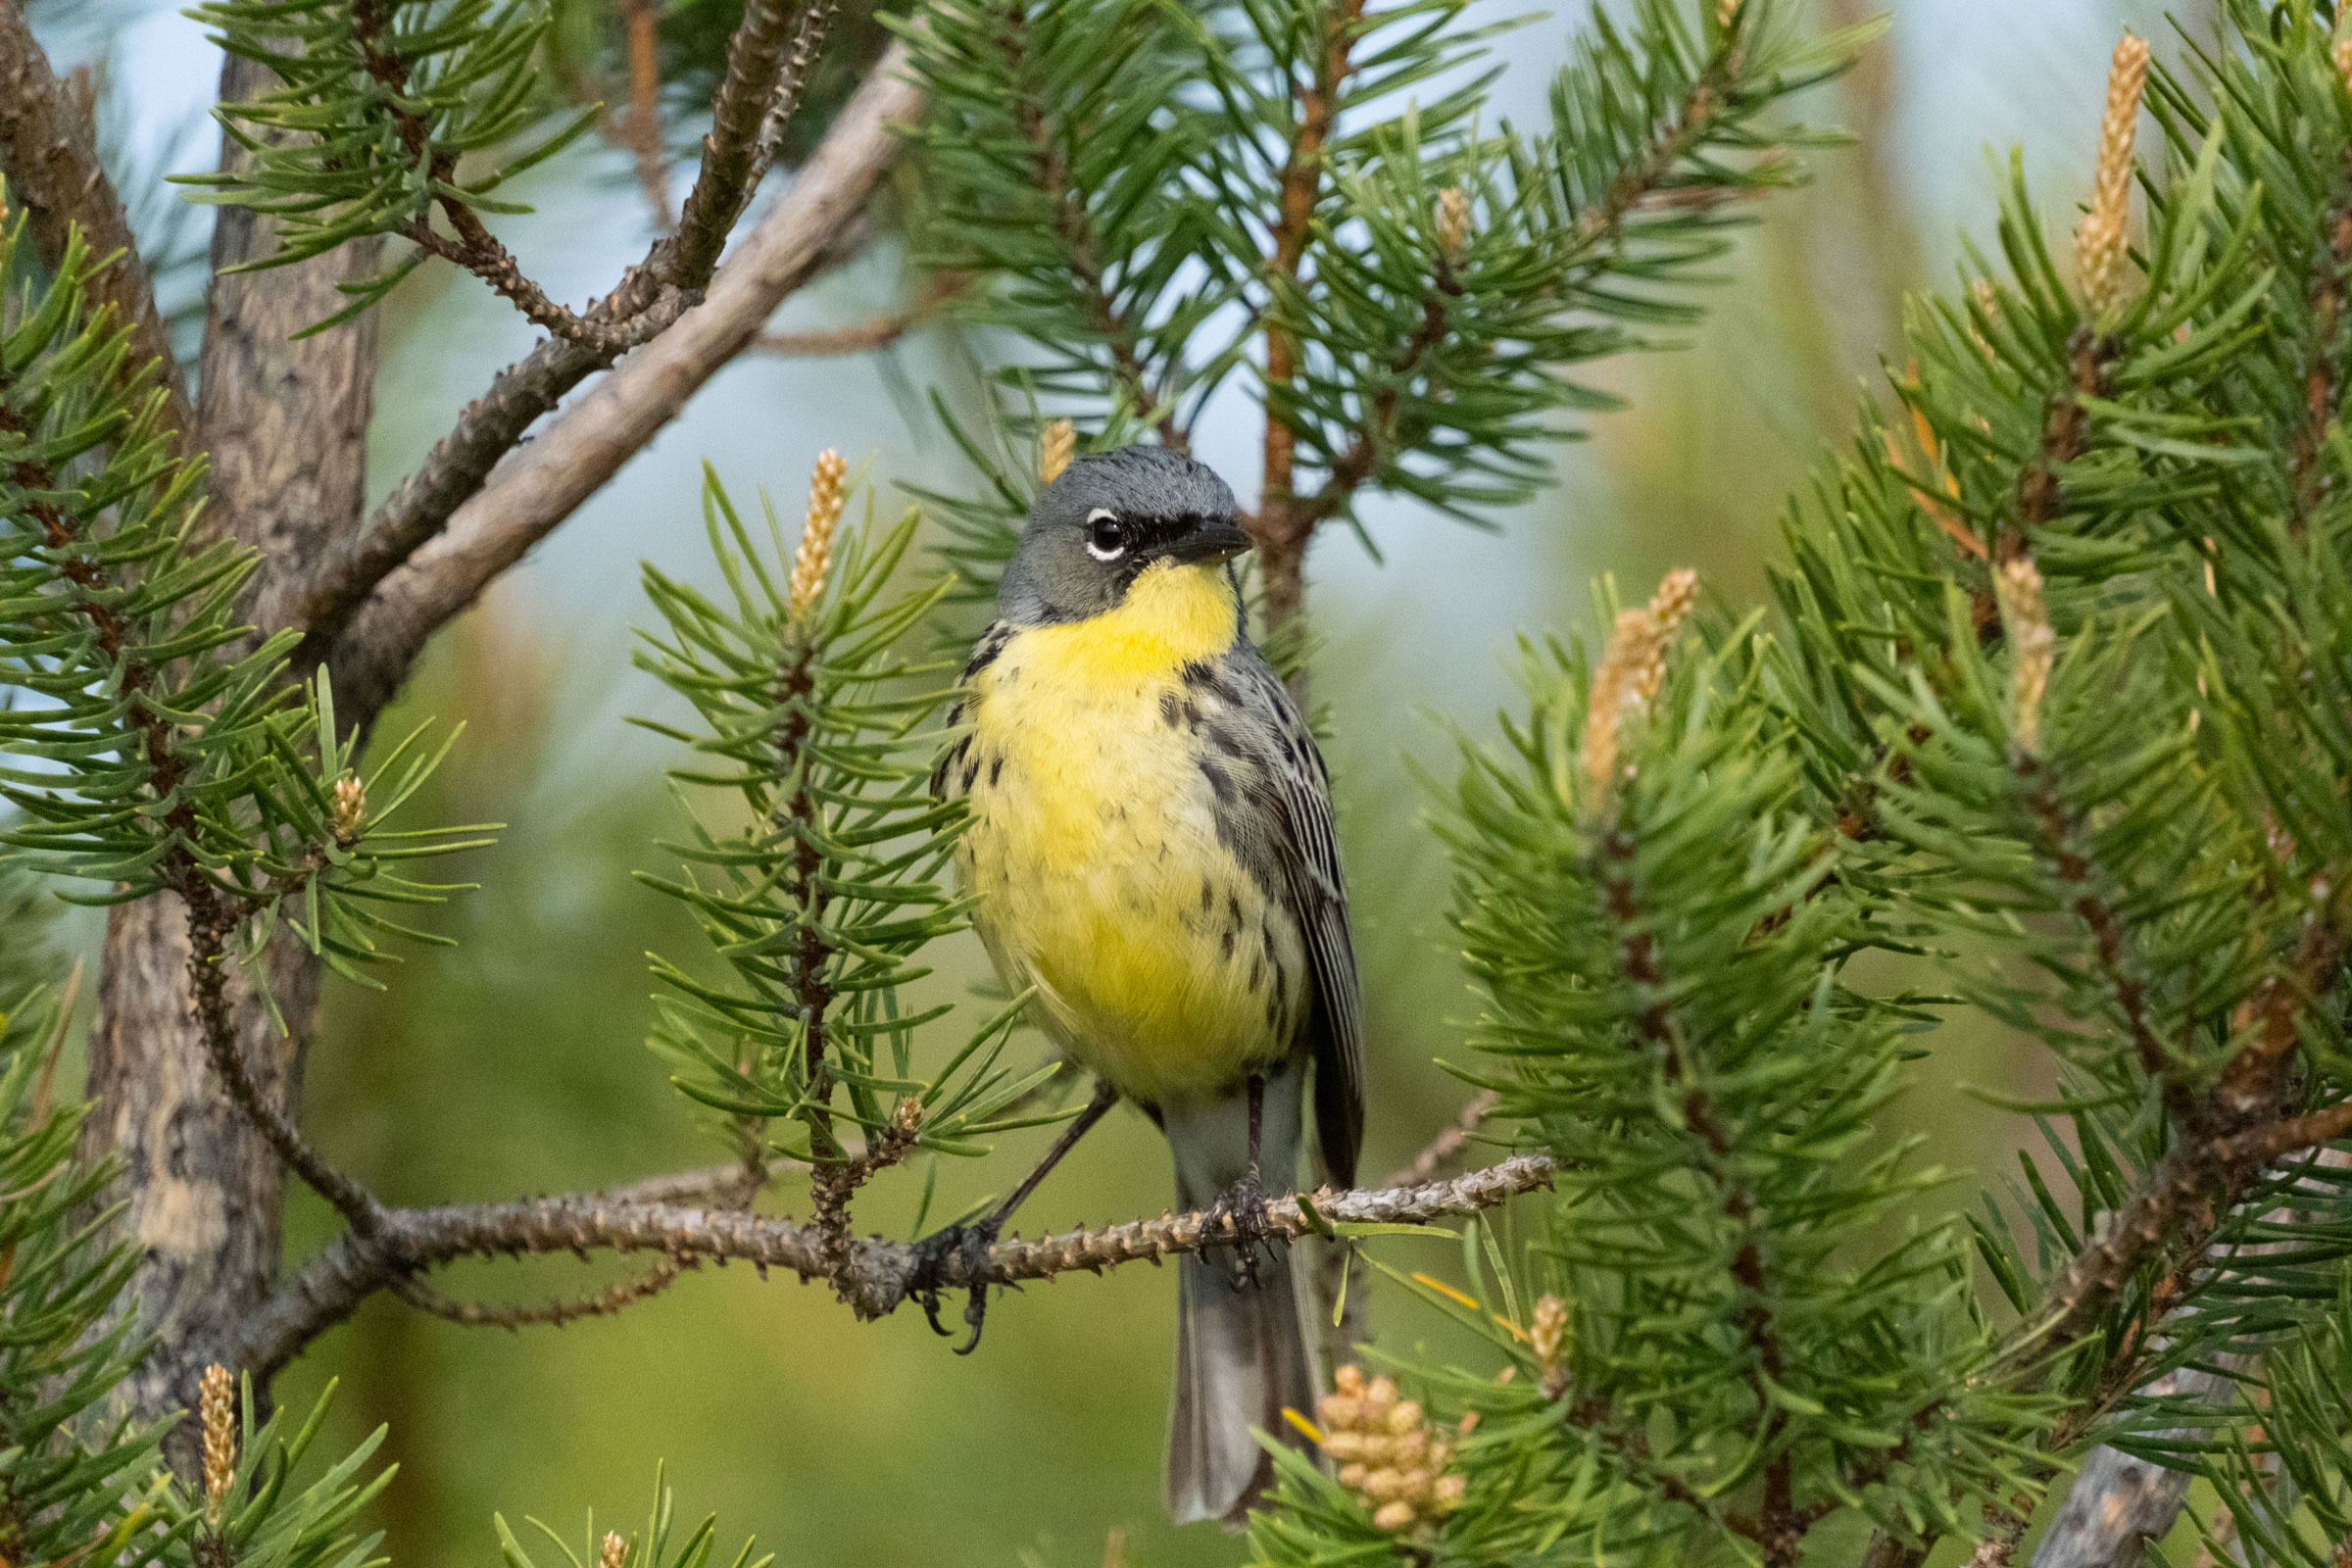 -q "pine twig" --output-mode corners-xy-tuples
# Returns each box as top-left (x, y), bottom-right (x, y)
(652, 0), (811, 299)
(1253, 0), (1364, 637)
(216, 1152), (1560, 1380)
(323, 45), (922, 731)
(751, 270), (970, 357)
